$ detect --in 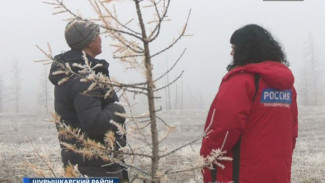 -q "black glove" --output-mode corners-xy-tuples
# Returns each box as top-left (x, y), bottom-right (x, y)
(104, 103), (127, 148)
(104, 103), (126, 125)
